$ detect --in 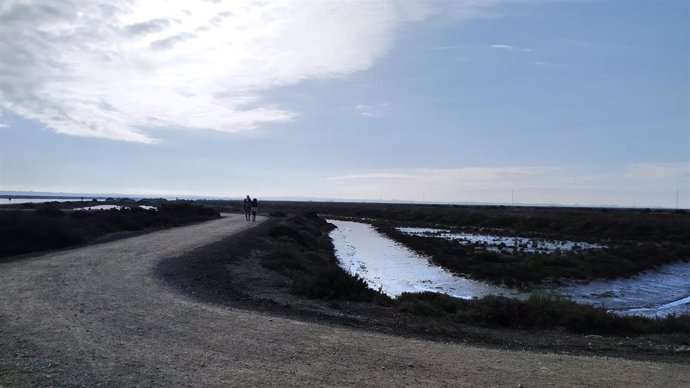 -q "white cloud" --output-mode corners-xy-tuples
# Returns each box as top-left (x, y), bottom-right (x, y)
(323, 164), (690, 207)
(0, 0), (432, 143)
(355, 103), (390, 118)
(327, 172), (413, 182)
(325, 166), (562, 202)
(624, 163), (690, 181)
(489, 44), (532, 52)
